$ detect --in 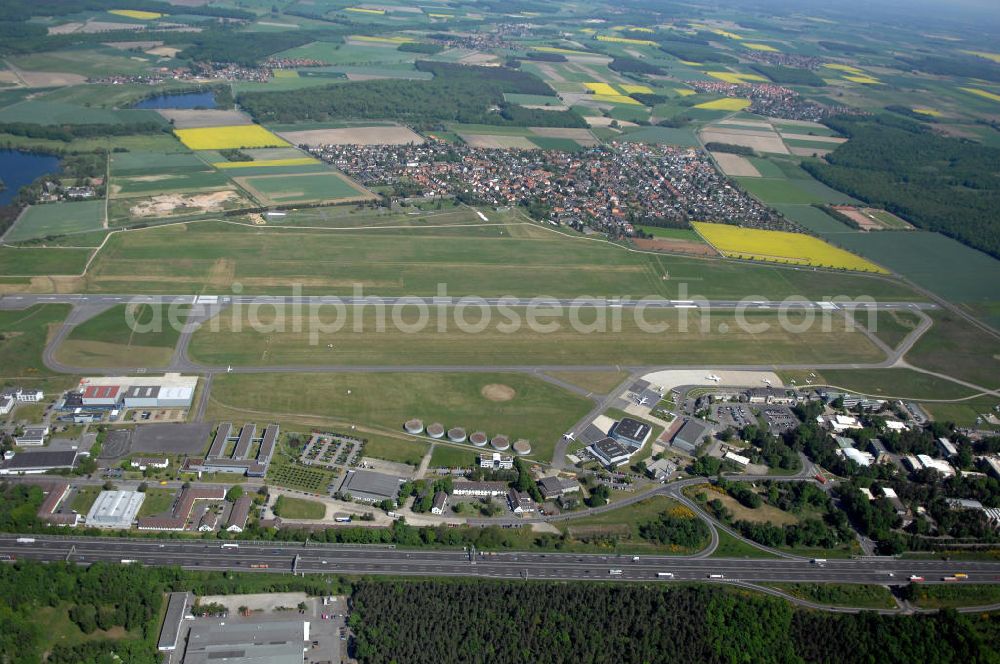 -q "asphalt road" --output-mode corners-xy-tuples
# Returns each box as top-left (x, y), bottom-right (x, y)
(1, 535), (996, 587)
